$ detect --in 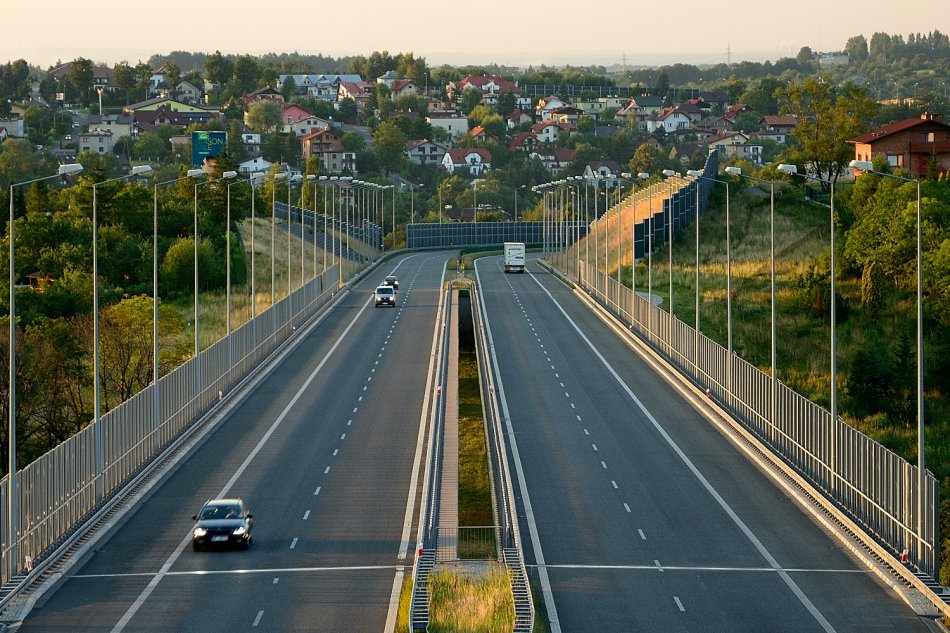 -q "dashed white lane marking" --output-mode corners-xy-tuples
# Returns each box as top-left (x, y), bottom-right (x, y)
(570, 403), (575, 409)
(584, 429), (590, 435)
(624, 503), (632, 513)
(592, 444), (598, 451)
(290, 538), (299, 549)
(358, 396), (363, 401)
(272, 578), (279, 584)
(352, 407), (358, 413)
(611, 481), (619, 489)
(347, 419), (352, 426)
(253, 611), (264, 627)
(601, 461), (607, 469)
(314, 486), (321, 495)
(674, 597), (685, 612)
(655, 560), (663, 572)
(340, 434), (346, 440)
(303, 510), (310, 520)
(576, 415), (582, 421)
(332, 449), (339, 456)
(324, 466), (330, 474)
(638, 529), (646, 540)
